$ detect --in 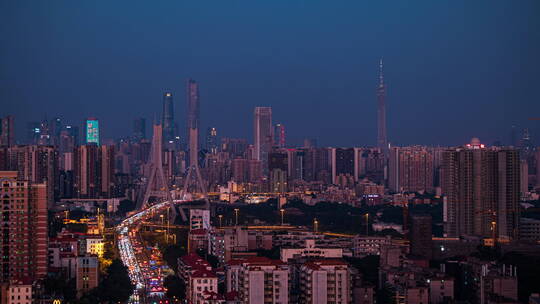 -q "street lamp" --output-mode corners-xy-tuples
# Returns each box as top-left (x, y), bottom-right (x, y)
(234, 208), (239, 226)
(280, 209), (285, 225)
(218, 214), (223, 228)
(314, 218), (319, 233)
